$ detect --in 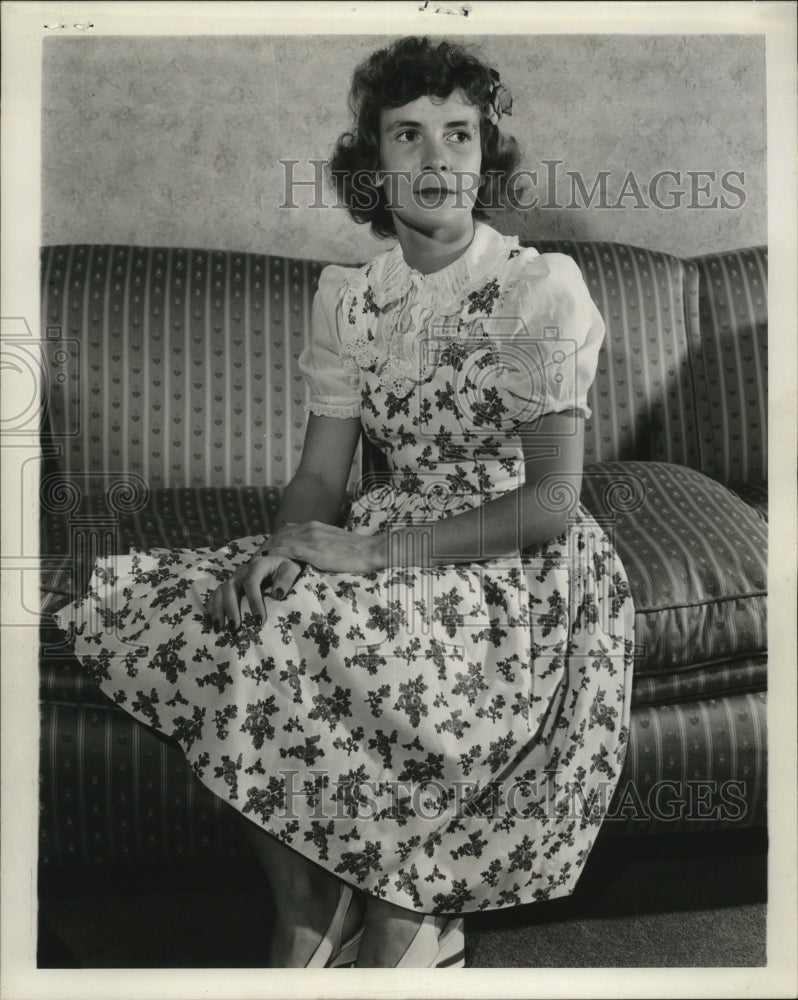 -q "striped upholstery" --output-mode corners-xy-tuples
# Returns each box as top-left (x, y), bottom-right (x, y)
(579, 461), (767, 676)
(39, 698), (247, 868)
(528, 242), (701, 469)
(630, 655), (767, 710)
(605, 692), (767, 835)
(41, 245), (361, 493)
(684, 247), (768, 486)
